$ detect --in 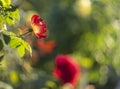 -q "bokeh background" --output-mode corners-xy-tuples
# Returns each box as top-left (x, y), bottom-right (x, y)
(0, 0), (120, 89)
